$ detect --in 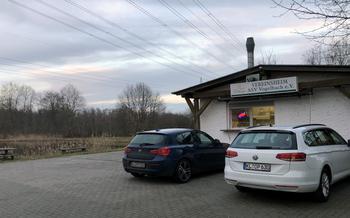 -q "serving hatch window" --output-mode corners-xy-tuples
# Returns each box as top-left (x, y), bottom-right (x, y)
(231, 106), (275, 128)
(231, 108), (250, 128)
